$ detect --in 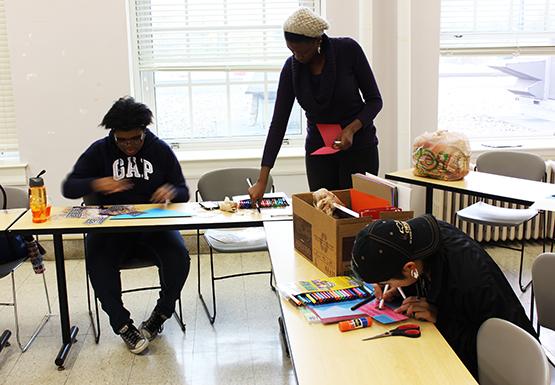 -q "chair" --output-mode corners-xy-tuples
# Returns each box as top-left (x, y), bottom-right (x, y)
(530, 252), (555, 361)
(477, 318), (550, 385)
(0, 186), (52, 352)
(196, 168), (274, 324)
(456, 151), (546, 292)
(83, 195), (186, 343)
